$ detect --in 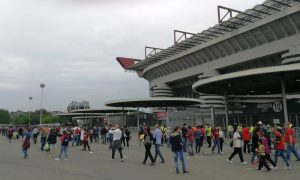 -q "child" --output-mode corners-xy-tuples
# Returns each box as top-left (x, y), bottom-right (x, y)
(257, 139), (271, 172)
